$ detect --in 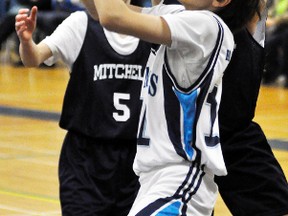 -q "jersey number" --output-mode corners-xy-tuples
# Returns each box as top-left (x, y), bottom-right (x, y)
(137, 108), (150, 146)
(113, 93), (130, 122)
(137, 87), (220, 147)
(205, 86), (220, 147)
